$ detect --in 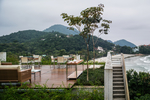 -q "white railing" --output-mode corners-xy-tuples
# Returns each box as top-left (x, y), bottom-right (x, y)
(121, 53), (130, 100)
(104, 52), (113, 100)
